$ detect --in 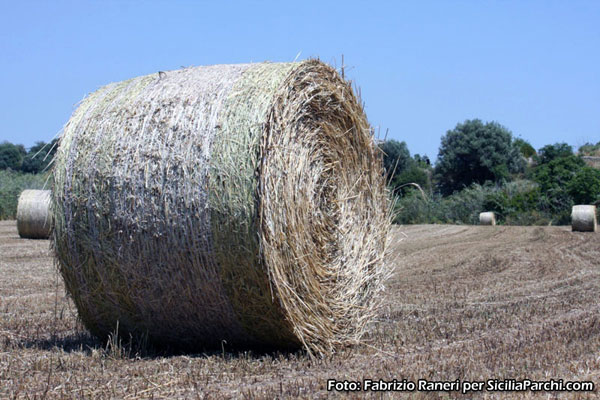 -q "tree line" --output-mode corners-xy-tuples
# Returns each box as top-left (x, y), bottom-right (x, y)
(0, 139), (58, 174)
(1, 126), (599, 225)
(381, 119), (600, 225)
